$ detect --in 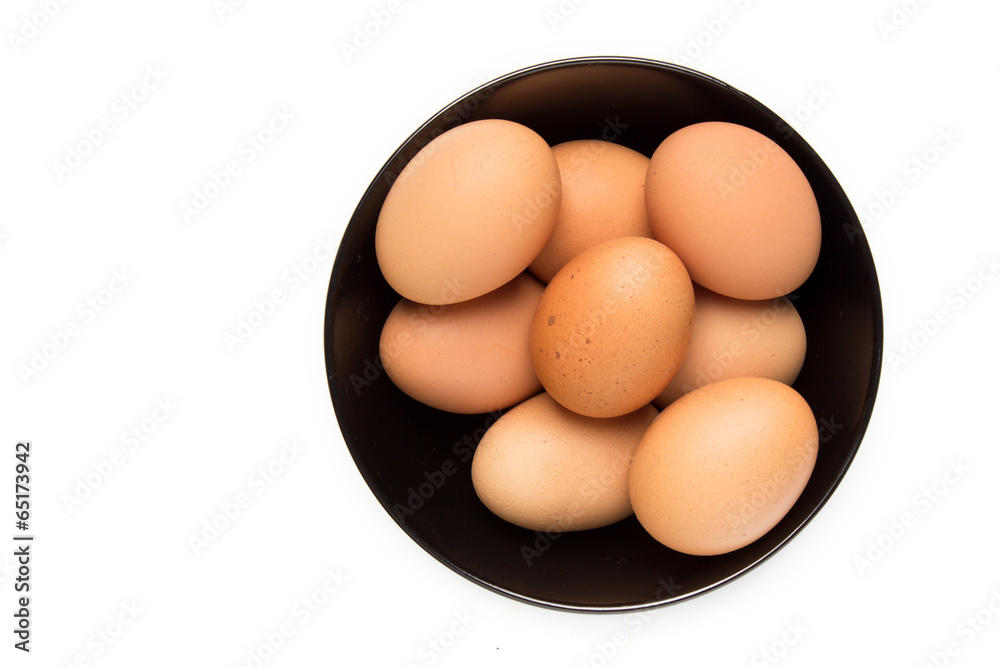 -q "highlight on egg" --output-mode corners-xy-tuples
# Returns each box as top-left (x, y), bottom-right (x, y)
(471, 392), (657, 532)
(644, 121), (822, 300)
(375, 118), (561, 305)
(629, 377), (819, 556)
